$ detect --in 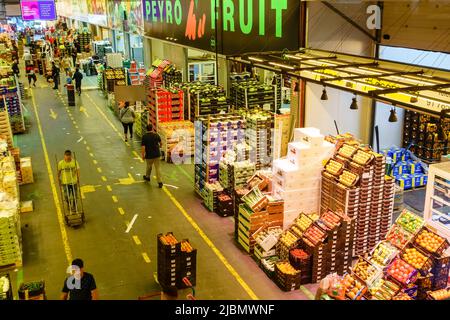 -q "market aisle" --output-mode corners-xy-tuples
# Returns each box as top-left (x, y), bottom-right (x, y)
(14, 81), (264, 299)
